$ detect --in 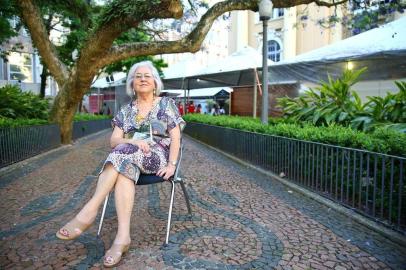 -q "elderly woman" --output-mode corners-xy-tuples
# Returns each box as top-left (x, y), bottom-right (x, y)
(56, 61), (185, 267)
